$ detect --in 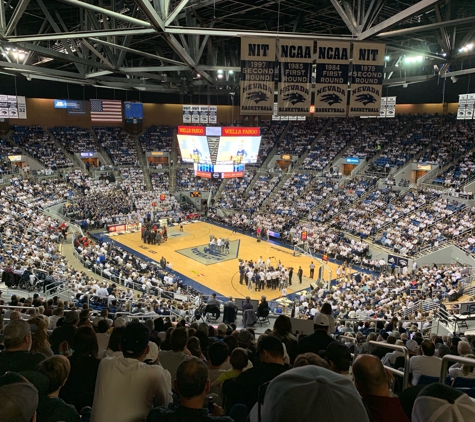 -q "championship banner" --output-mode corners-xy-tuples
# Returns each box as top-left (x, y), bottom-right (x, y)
(277, 39), (313, 116)
(386, 96), (396, 118)
(458, 94), (468, 120)
(199, 105), (209, 123)
(379, 97), (387, 118)
(349, 43), (385, 116)
(240, 37), (275, 115)
(314, 41), (350, 116)
(209, 106), (217, 124)
(465, 93), (475, 120)
(8, 95), (18, 118)
(191, 105), (200, 123)
(0, 95), (8, 117)
(183, 105), (192, 123)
